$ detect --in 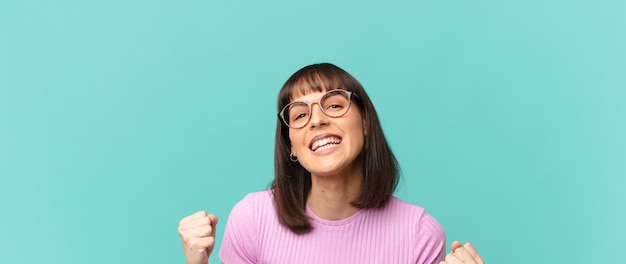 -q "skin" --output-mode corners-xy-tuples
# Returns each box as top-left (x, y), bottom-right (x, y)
(178, 211), (218, 264)
(440, 241), (485, 264)
(177, 89), (486, 264)
(288, 90), (366, 221)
